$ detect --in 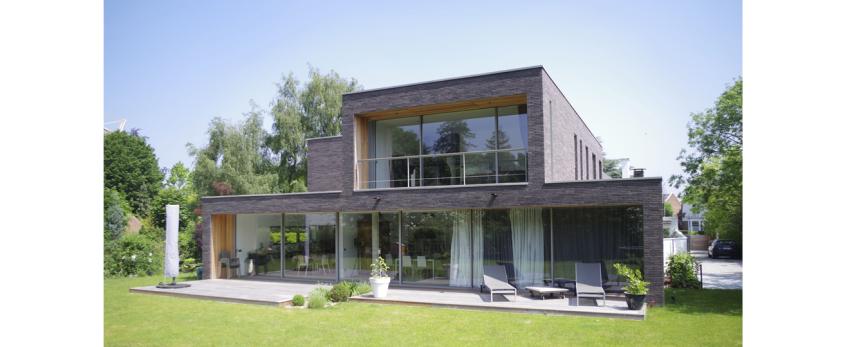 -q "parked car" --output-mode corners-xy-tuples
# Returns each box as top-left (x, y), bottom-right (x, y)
(708, 239), (739, 259)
